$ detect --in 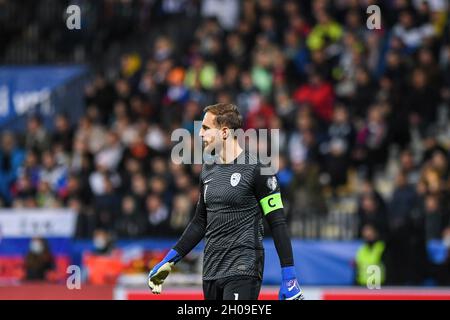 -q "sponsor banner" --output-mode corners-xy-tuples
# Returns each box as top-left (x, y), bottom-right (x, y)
(0, 209), (77, 238)
(0, 65), (87, 129)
